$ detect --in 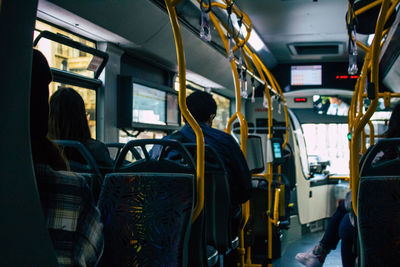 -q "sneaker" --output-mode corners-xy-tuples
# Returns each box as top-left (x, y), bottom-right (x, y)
(295, 244), (327, 267)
